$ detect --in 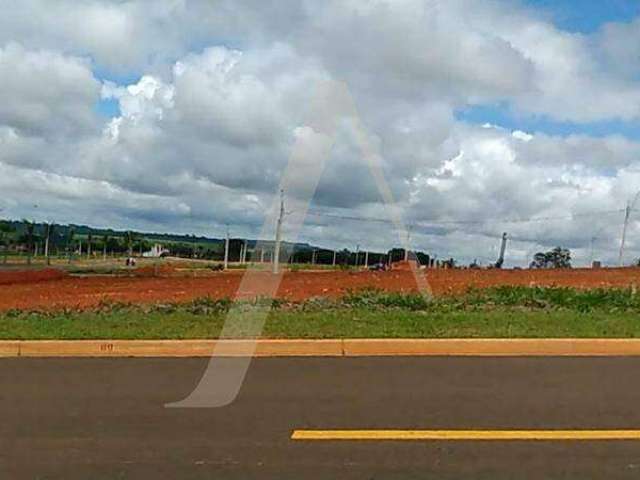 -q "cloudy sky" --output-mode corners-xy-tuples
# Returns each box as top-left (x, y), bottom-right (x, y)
(2, 0), (640, 266)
